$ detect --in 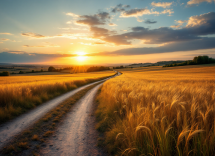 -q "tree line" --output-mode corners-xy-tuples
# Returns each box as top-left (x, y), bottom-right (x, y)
(48, 66), (73, 72)
(0, 71), (10, 76)
(163, 55), (215, 67)
(86, 66), (110, 72)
